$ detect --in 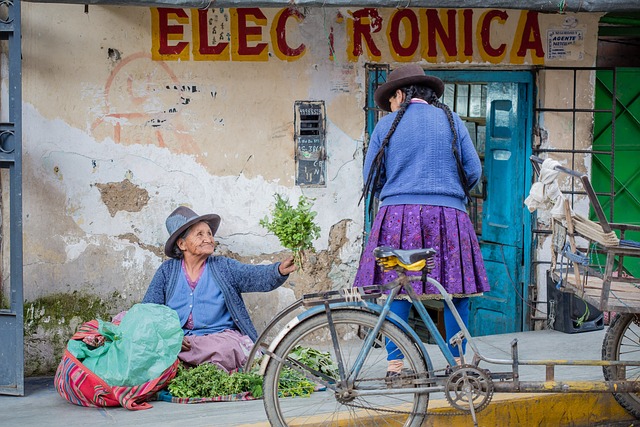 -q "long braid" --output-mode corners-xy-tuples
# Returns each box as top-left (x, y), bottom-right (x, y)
(360, 87), (416, 207)
(430, 94), (472, 201)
